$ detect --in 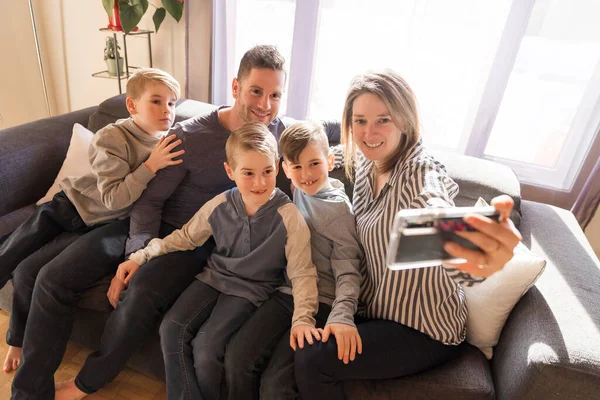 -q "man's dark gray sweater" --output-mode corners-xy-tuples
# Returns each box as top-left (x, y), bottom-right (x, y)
(125, 108), (287, 255)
